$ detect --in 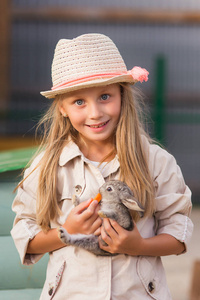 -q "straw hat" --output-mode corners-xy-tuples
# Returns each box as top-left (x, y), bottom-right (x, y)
(40, 33), (149, 99)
